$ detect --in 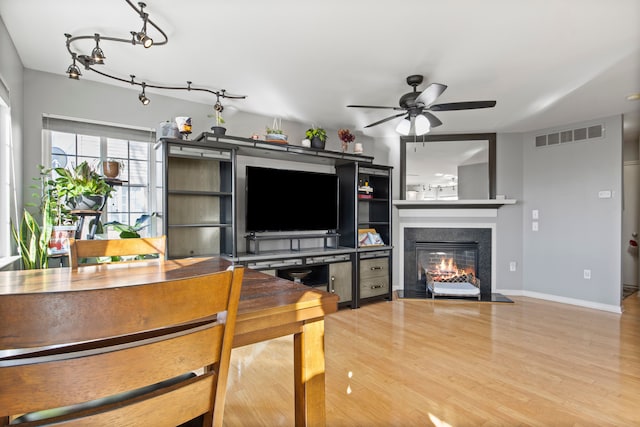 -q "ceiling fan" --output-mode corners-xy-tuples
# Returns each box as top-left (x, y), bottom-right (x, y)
(347, 75), (496, 135)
